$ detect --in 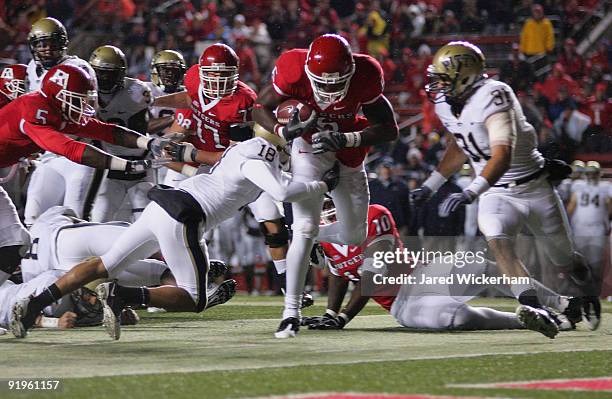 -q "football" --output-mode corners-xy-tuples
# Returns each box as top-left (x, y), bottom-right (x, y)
(275, 99), (314, 125)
